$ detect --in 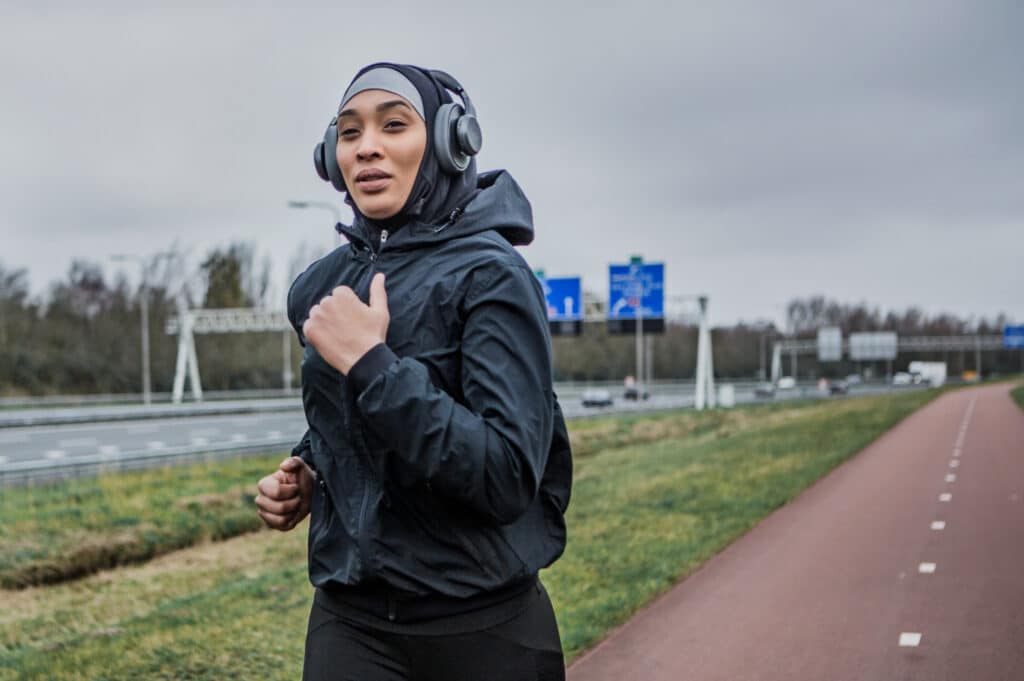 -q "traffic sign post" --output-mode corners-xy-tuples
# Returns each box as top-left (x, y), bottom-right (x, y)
(538, 275), (583, 336)
(1004, 326), (1024, 349)
(607, 262), (665, 335)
